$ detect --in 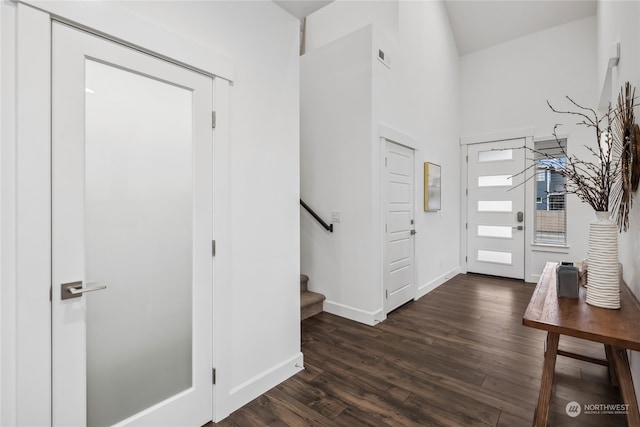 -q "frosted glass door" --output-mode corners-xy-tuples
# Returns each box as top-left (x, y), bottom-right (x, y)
(85, 59), (194, 426)
(52, 23), (213, 426)
(466, 139), (526, 279)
